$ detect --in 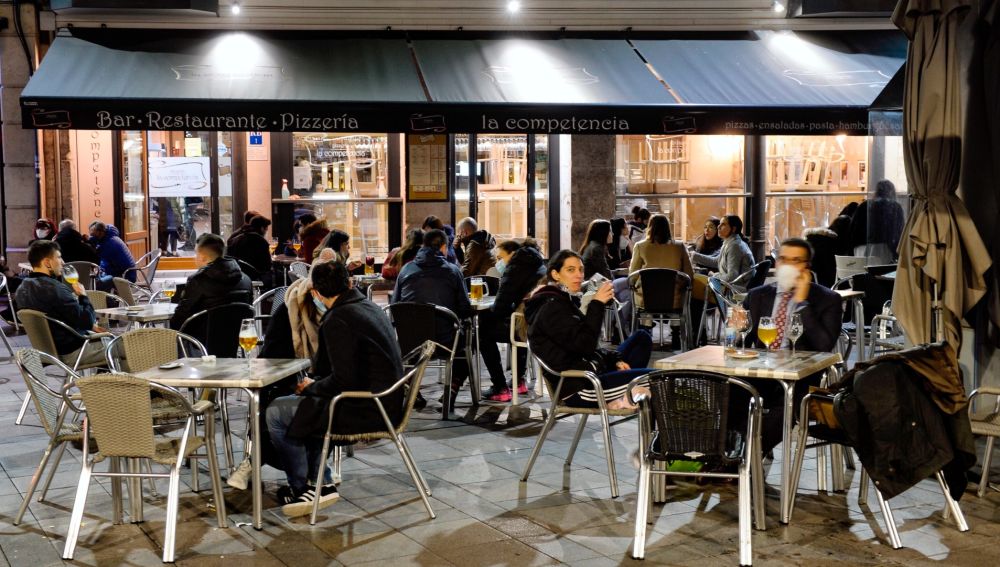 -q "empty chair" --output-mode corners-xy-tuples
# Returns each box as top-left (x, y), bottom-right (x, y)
(252, 285), (287, 337)
(834, 255), (869, 282)
(696, 276), (743, 346)
(178, 302), (254, 358)
(114, 276), (156, 305)
(627, 268), (692, 348)
(0, 273), (20, 333)
(85, 290), (128, 331)
(66, 261), (101, 291)
(309, 342), (437, 524)
(122, 249), (161, 291)
(969, 387), (1000, 497)
(628, 370), (764, 564)
(288, 261), (310, 282)
(61, 373), (227, 563)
